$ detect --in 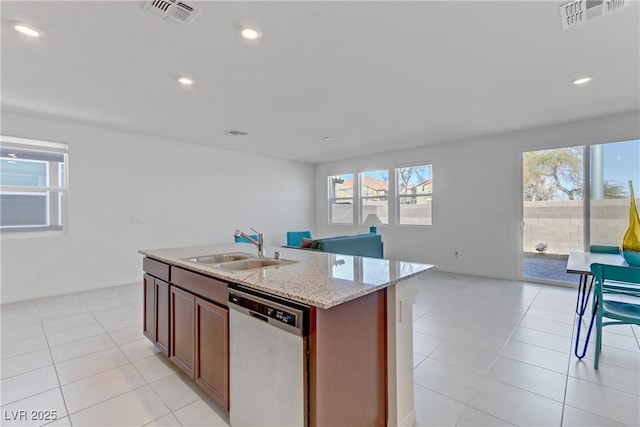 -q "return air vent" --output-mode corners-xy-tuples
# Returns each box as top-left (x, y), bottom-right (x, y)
(560, 0), (628, 29)
(144, 0), (200, 27)
(225, 130), (249, 136)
